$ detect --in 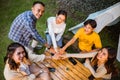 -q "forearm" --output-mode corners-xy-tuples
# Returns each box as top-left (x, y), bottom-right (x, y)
(29, 53), (45, 62)
(28, 26), (46, 44)
(11, 74), (36, 80)
(48, 23), (58, 51)
(66, 52), (97, 58)
(34, 70), (43, 77)
(45, 56), (52, 60)
(62, 38), (76, 51)
(87, 63), (107, 78)
(50, 34), (58, 51)
(90, 49), (100, 53)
